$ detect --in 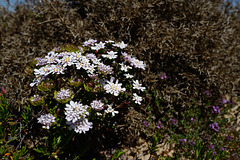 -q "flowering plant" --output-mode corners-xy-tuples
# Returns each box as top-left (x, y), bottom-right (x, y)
(29, 39), (146, 134)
